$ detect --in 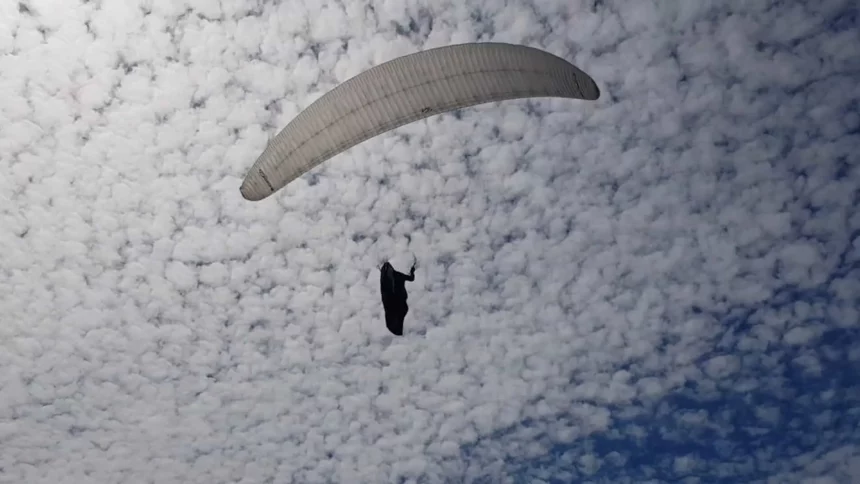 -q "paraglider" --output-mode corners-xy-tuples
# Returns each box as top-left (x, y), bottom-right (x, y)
(239, 42), (600, 201)
(379, 260), (416, 336)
